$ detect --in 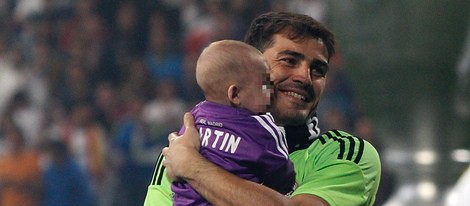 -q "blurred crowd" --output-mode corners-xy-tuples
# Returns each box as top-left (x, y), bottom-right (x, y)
(0, 0), (393, 206)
